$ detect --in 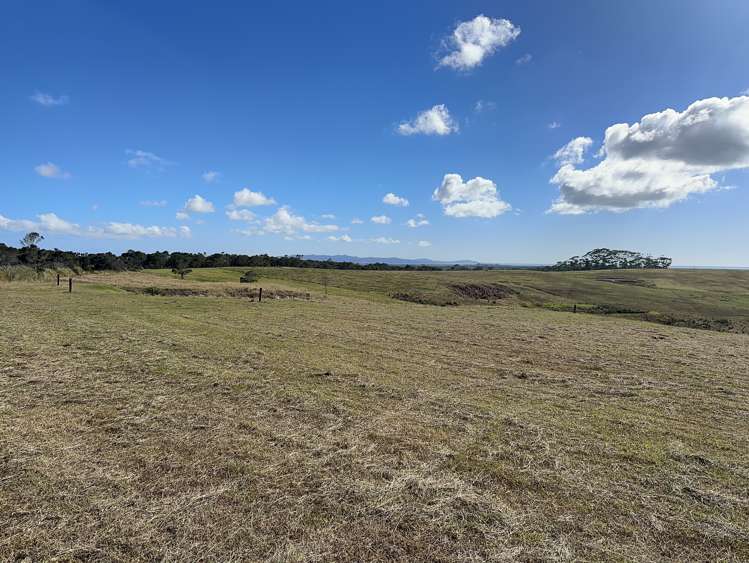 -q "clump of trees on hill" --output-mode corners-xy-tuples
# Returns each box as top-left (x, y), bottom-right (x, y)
(547, 248), (672, 271)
